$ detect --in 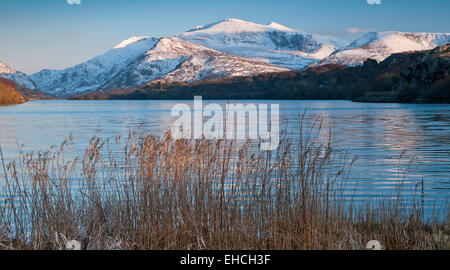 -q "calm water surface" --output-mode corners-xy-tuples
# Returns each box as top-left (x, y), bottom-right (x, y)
(0, 100), (449, 211)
